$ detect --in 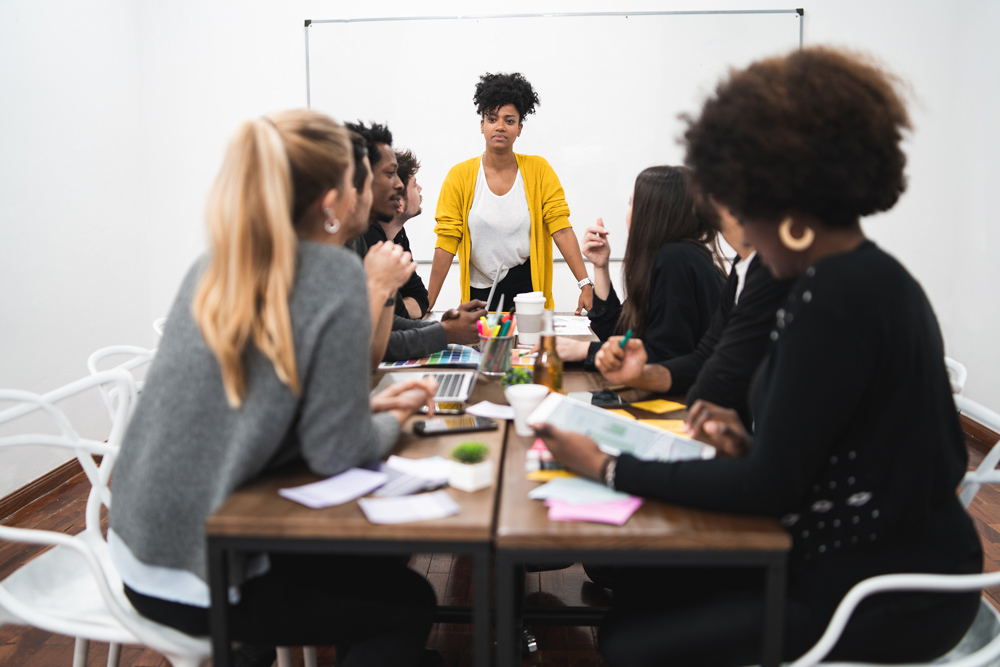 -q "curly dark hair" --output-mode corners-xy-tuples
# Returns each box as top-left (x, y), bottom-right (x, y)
(682, 47), (911, 227)
(473, 72), (540, 122)
(395, 149), (420, 188)
(345, 121), (393, 168)
(348, 131), (368, 192)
